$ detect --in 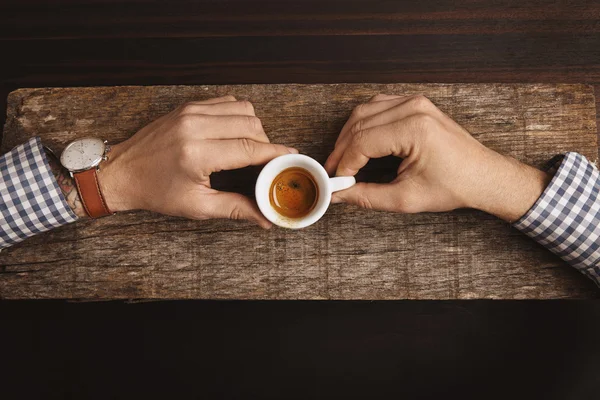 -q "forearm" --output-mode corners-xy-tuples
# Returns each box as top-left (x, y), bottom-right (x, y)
(470, 149), (552, 223)
(477, 151), (600, 284)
